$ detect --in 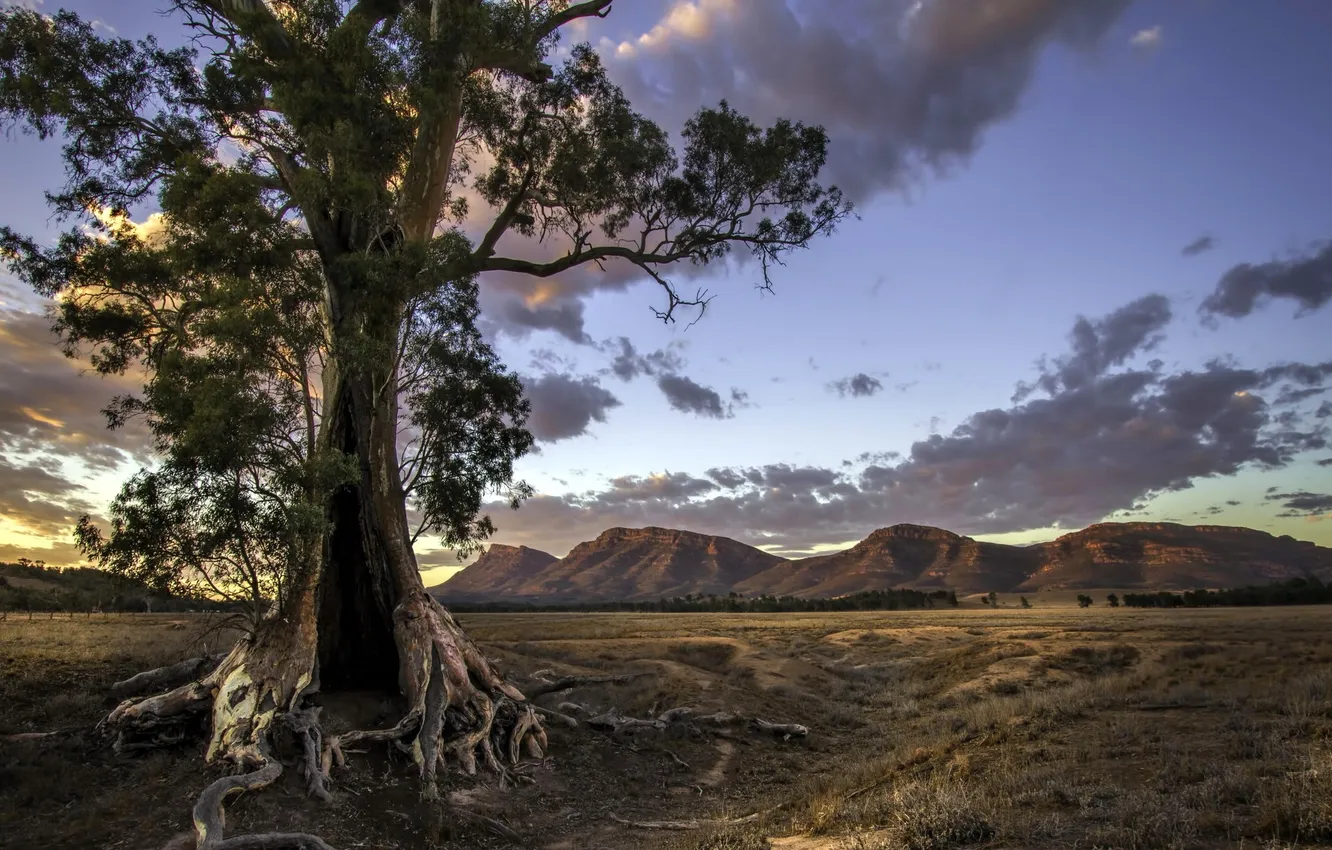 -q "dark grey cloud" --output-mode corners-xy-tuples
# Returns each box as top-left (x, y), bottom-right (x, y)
(1226, 500), (1242, 506)
(1199, 241), (1332, 322)
(473, 1), (1134, 339)
(478, 297), (1331, 556)
(603, 337), (685, 382)
(603, 471), (719, 503)
(521, 373), (622, 442)
(606, 0), (1131, 204)
(488, 298), (593, 345)
(1276, 386), (1329, 406)
(828, 373), (885, 398)
(1319, 458), (1332, 467)
(1014, 293), (1172, 402)
(706, 467), (748, 489)
(1265, 490), (1332, 517)
(657, 373), (729, 419)
(1182, 235), (1215, 256)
